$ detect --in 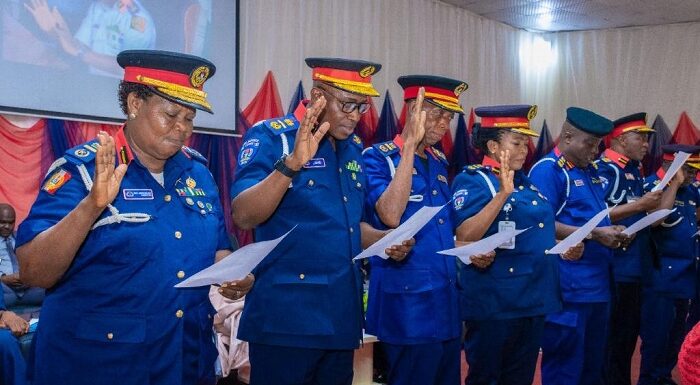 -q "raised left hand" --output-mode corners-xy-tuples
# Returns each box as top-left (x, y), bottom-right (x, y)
(218, 273), (255, 300)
